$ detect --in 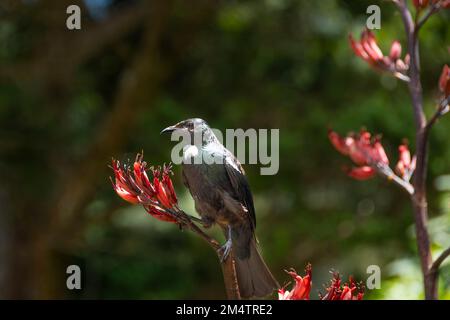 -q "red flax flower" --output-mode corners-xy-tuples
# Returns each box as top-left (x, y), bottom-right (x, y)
(413, 0), (429, 9)
(278, 265), (364, 300)
(320, 273), (364, 300)
(437, 0), (450, 9)
(328, 129), (389, 180)
(439, 64), (450, 97)
(418, 0), (450, 9)
(395, 143), (416, 180)
(349, 29), (410, 81)
(278, 264), (312, 300)
(111, 154), (178, 223)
